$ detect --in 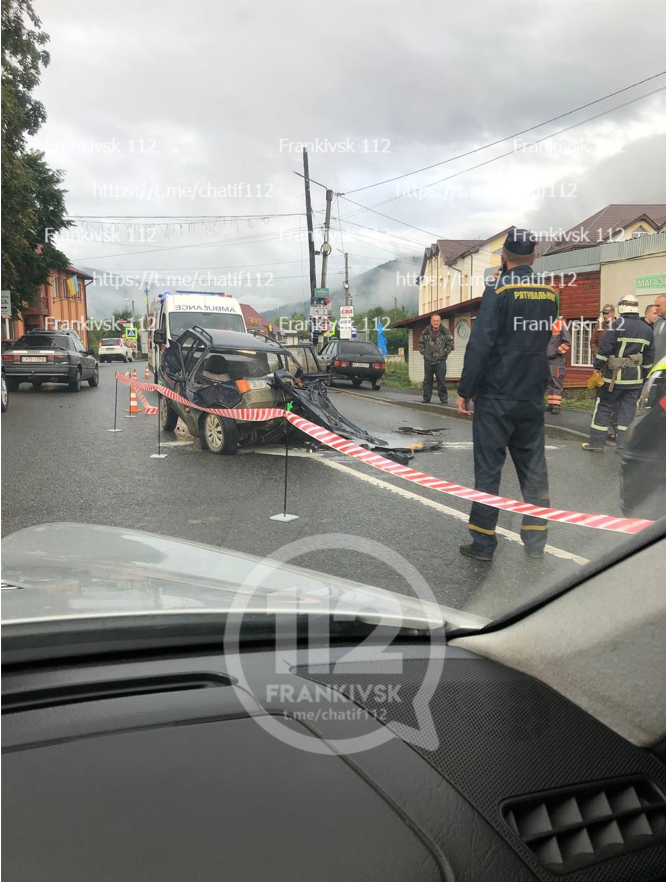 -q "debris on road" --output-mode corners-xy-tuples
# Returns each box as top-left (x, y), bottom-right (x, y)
(397, 426), (449, 436)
